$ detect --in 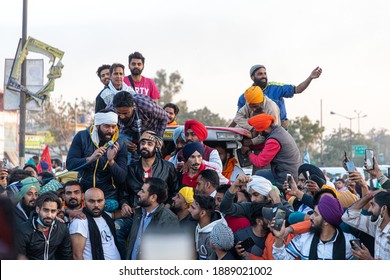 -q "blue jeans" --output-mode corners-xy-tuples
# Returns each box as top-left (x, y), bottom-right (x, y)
(119, 133), (140, 166)
(115, 217), (133, 260)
